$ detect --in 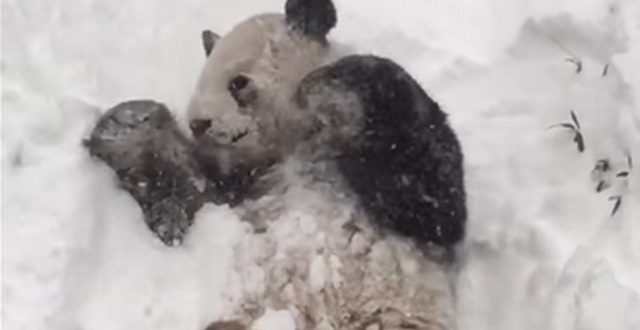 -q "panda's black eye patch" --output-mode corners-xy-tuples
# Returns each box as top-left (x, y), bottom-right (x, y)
(228, 75), (249, 92)
(228, 75), (257, 108)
